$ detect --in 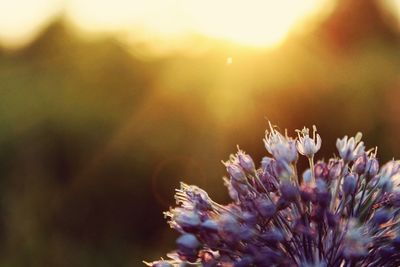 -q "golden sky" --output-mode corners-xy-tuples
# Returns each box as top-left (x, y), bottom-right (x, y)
(0, 0), (399, 48)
